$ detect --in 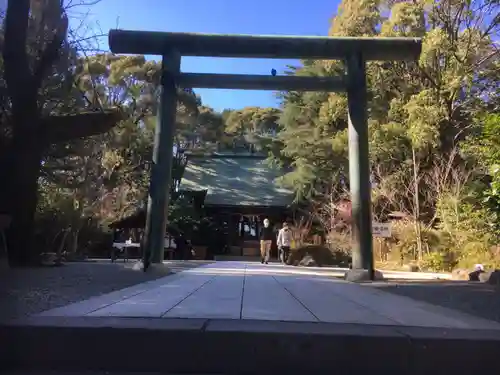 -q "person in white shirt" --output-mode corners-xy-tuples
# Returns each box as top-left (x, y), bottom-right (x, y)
(277, 222), (292, 264)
